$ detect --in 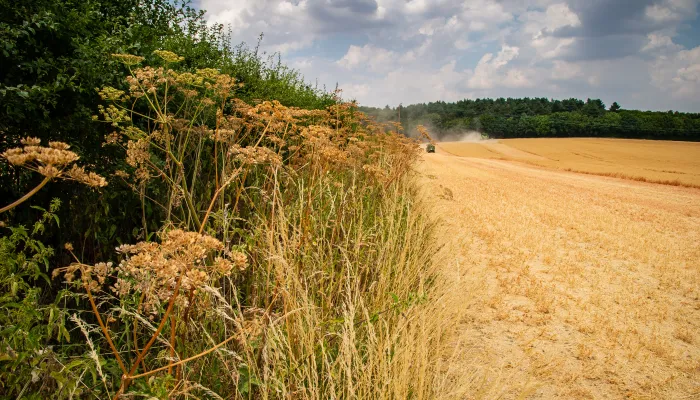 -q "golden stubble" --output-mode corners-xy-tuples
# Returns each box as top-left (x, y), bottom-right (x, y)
(440, 138), (700, 188)
(419, 148), (700, 399)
